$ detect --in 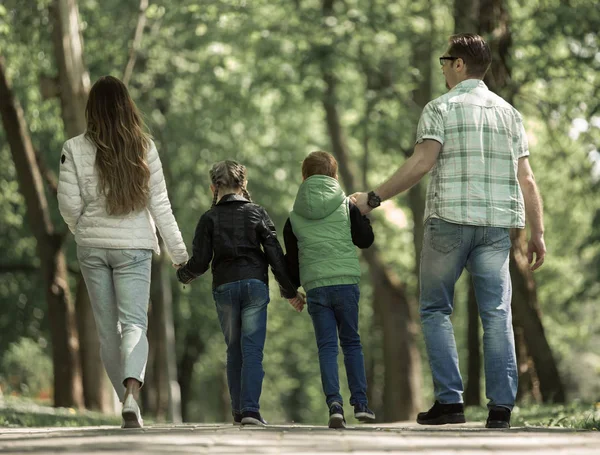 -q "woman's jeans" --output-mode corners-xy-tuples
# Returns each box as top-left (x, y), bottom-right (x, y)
(307, 284), (368, 407)
(77, 246), (152, 401)
(213, 279), (270, 414)
(420, 218), (518, 410)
